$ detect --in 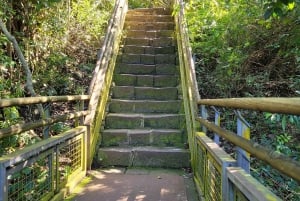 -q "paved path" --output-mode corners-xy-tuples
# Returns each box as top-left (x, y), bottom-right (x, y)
(70, 168), (199, 201)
